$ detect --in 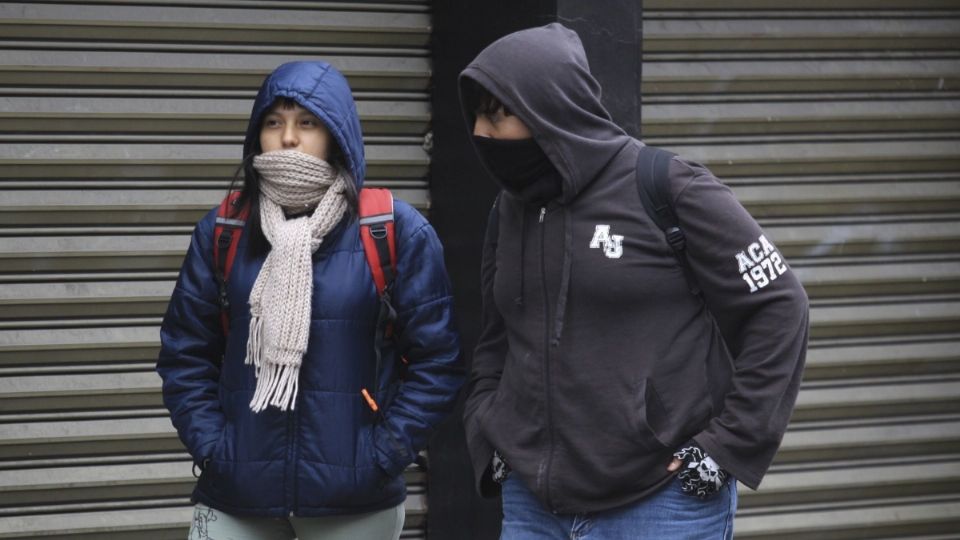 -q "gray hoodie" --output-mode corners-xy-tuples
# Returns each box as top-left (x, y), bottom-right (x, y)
(461, 23), (810, 513)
